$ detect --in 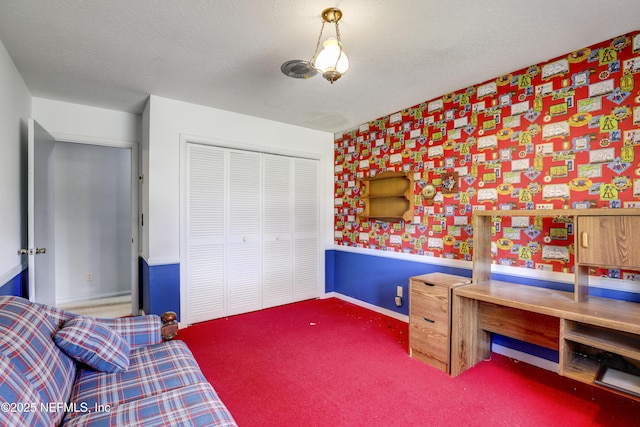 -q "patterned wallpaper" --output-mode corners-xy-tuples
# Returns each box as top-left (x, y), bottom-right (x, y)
(334, 31), (640, 279)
